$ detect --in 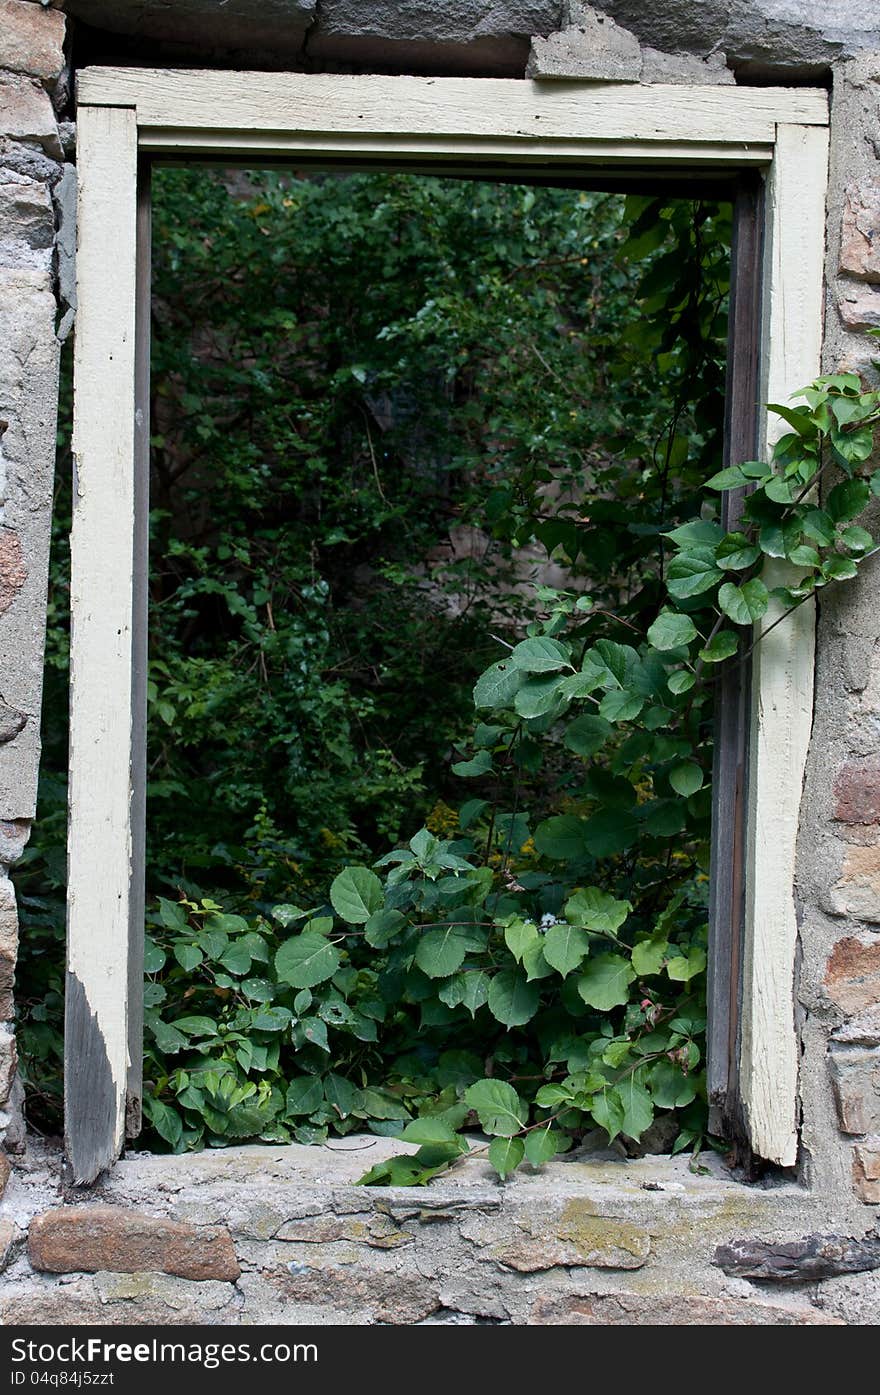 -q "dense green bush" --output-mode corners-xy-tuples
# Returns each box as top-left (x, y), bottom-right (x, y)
(16, 170), (739, 1158)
